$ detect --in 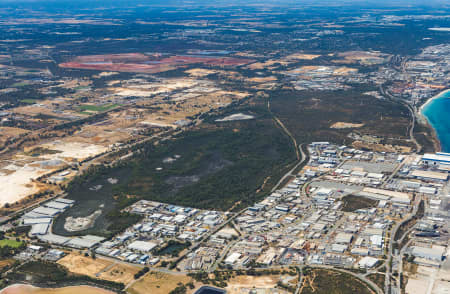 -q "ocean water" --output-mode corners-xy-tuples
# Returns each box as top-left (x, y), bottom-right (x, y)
(422, 90), (450, 152)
